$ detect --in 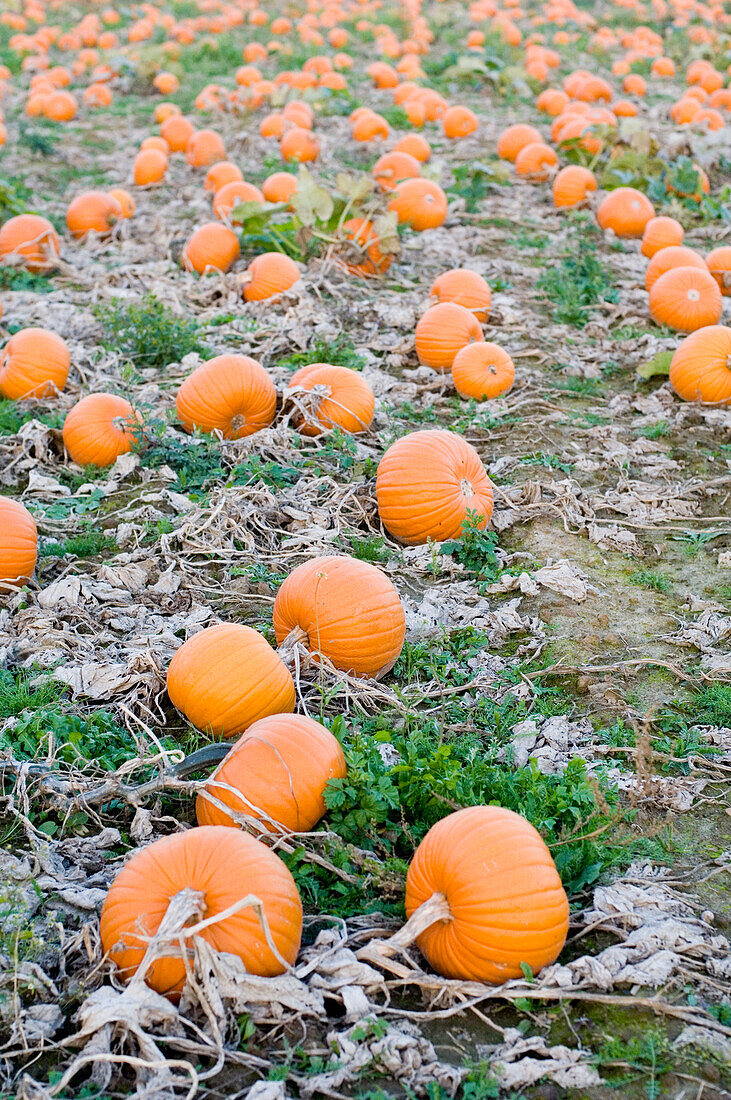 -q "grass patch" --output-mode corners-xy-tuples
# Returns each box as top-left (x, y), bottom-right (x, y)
(629, 570), (672, 594)
(537, 242), (618, 327)
(95, 293), (209, 370)
(40, 527), (117, 560)
(277, 334), (366, 373)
